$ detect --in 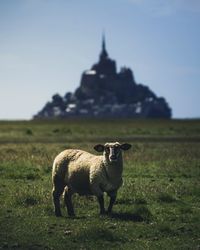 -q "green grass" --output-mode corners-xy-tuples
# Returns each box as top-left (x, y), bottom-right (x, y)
(0, 119), (200, 143)
(0, 119), (200, 249)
